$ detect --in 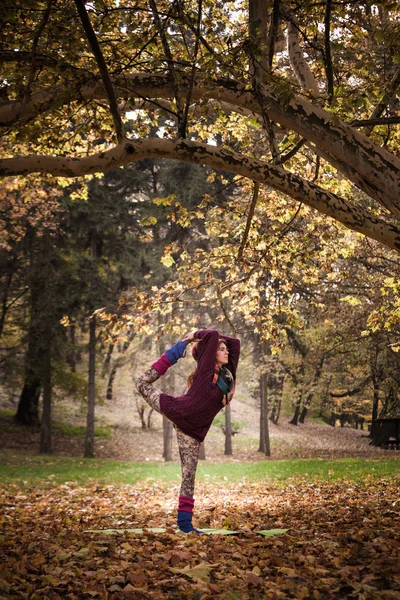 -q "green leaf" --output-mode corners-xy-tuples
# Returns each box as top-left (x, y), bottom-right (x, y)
(198, 528), (239, 535)
(161, 254), (175, 267)
(256, 529), (289, 537)
(140, 216), (157, 226)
